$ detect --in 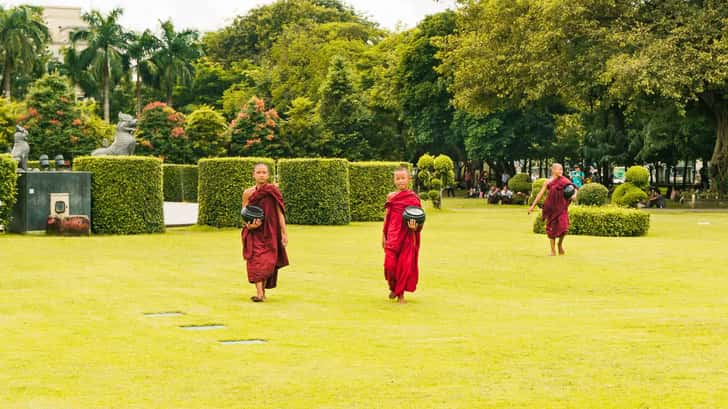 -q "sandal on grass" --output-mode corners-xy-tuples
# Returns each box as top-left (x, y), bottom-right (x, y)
(250, 296), (264, 303)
